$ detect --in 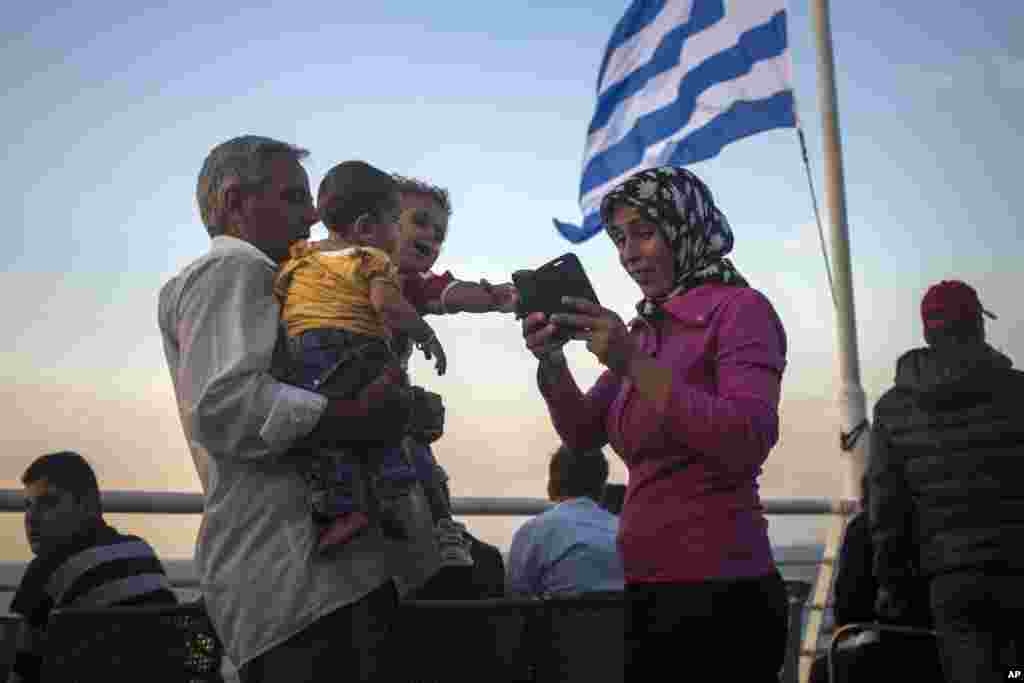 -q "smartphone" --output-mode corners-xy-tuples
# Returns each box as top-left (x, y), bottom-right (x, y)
(512, 253), (601, 321)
